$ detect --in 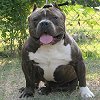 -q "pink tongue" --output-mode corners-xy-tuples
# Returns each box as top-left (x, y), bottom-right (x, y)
(40, 35), (53, 44)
